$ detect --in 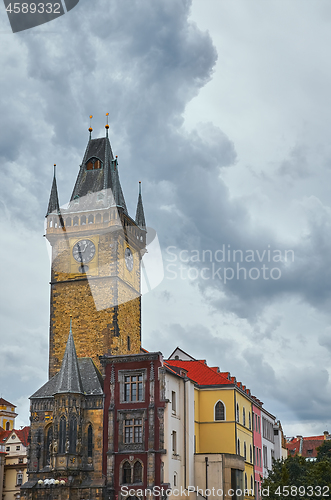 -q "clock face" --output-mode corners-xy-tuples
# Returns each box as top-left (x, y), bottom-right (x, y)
(125, 247), (133, 272)
(72, 240), (96, 263)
